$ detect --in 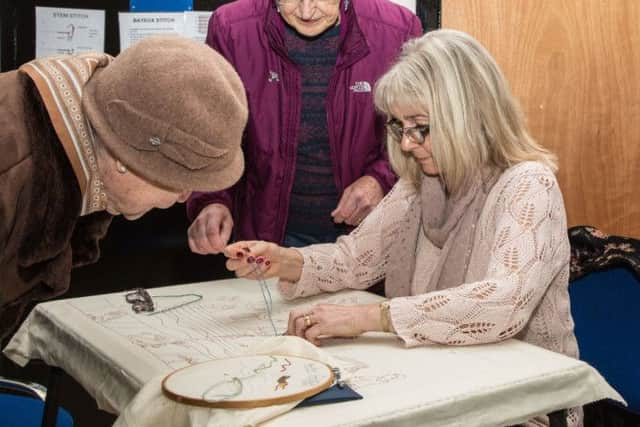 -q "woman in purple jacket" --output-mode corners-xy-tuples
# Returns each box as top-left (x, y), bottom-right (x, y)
(187, 0), (422, 252)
